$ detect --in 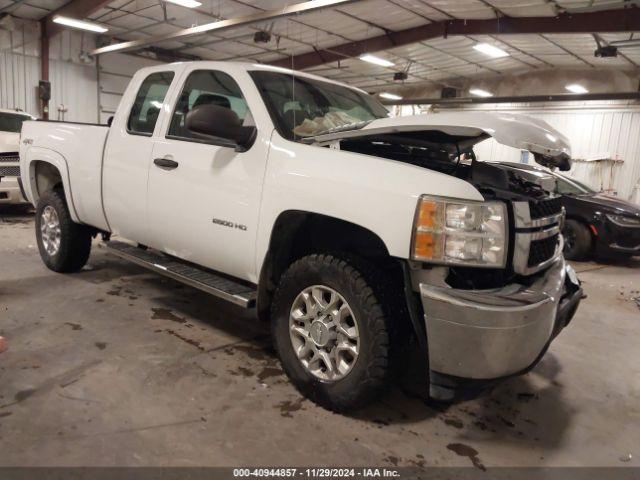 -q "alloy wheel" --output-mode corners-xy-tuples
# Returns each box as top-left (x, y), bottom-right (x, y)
(289, 285), (359, 382)
(40, 205), (62, 256)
